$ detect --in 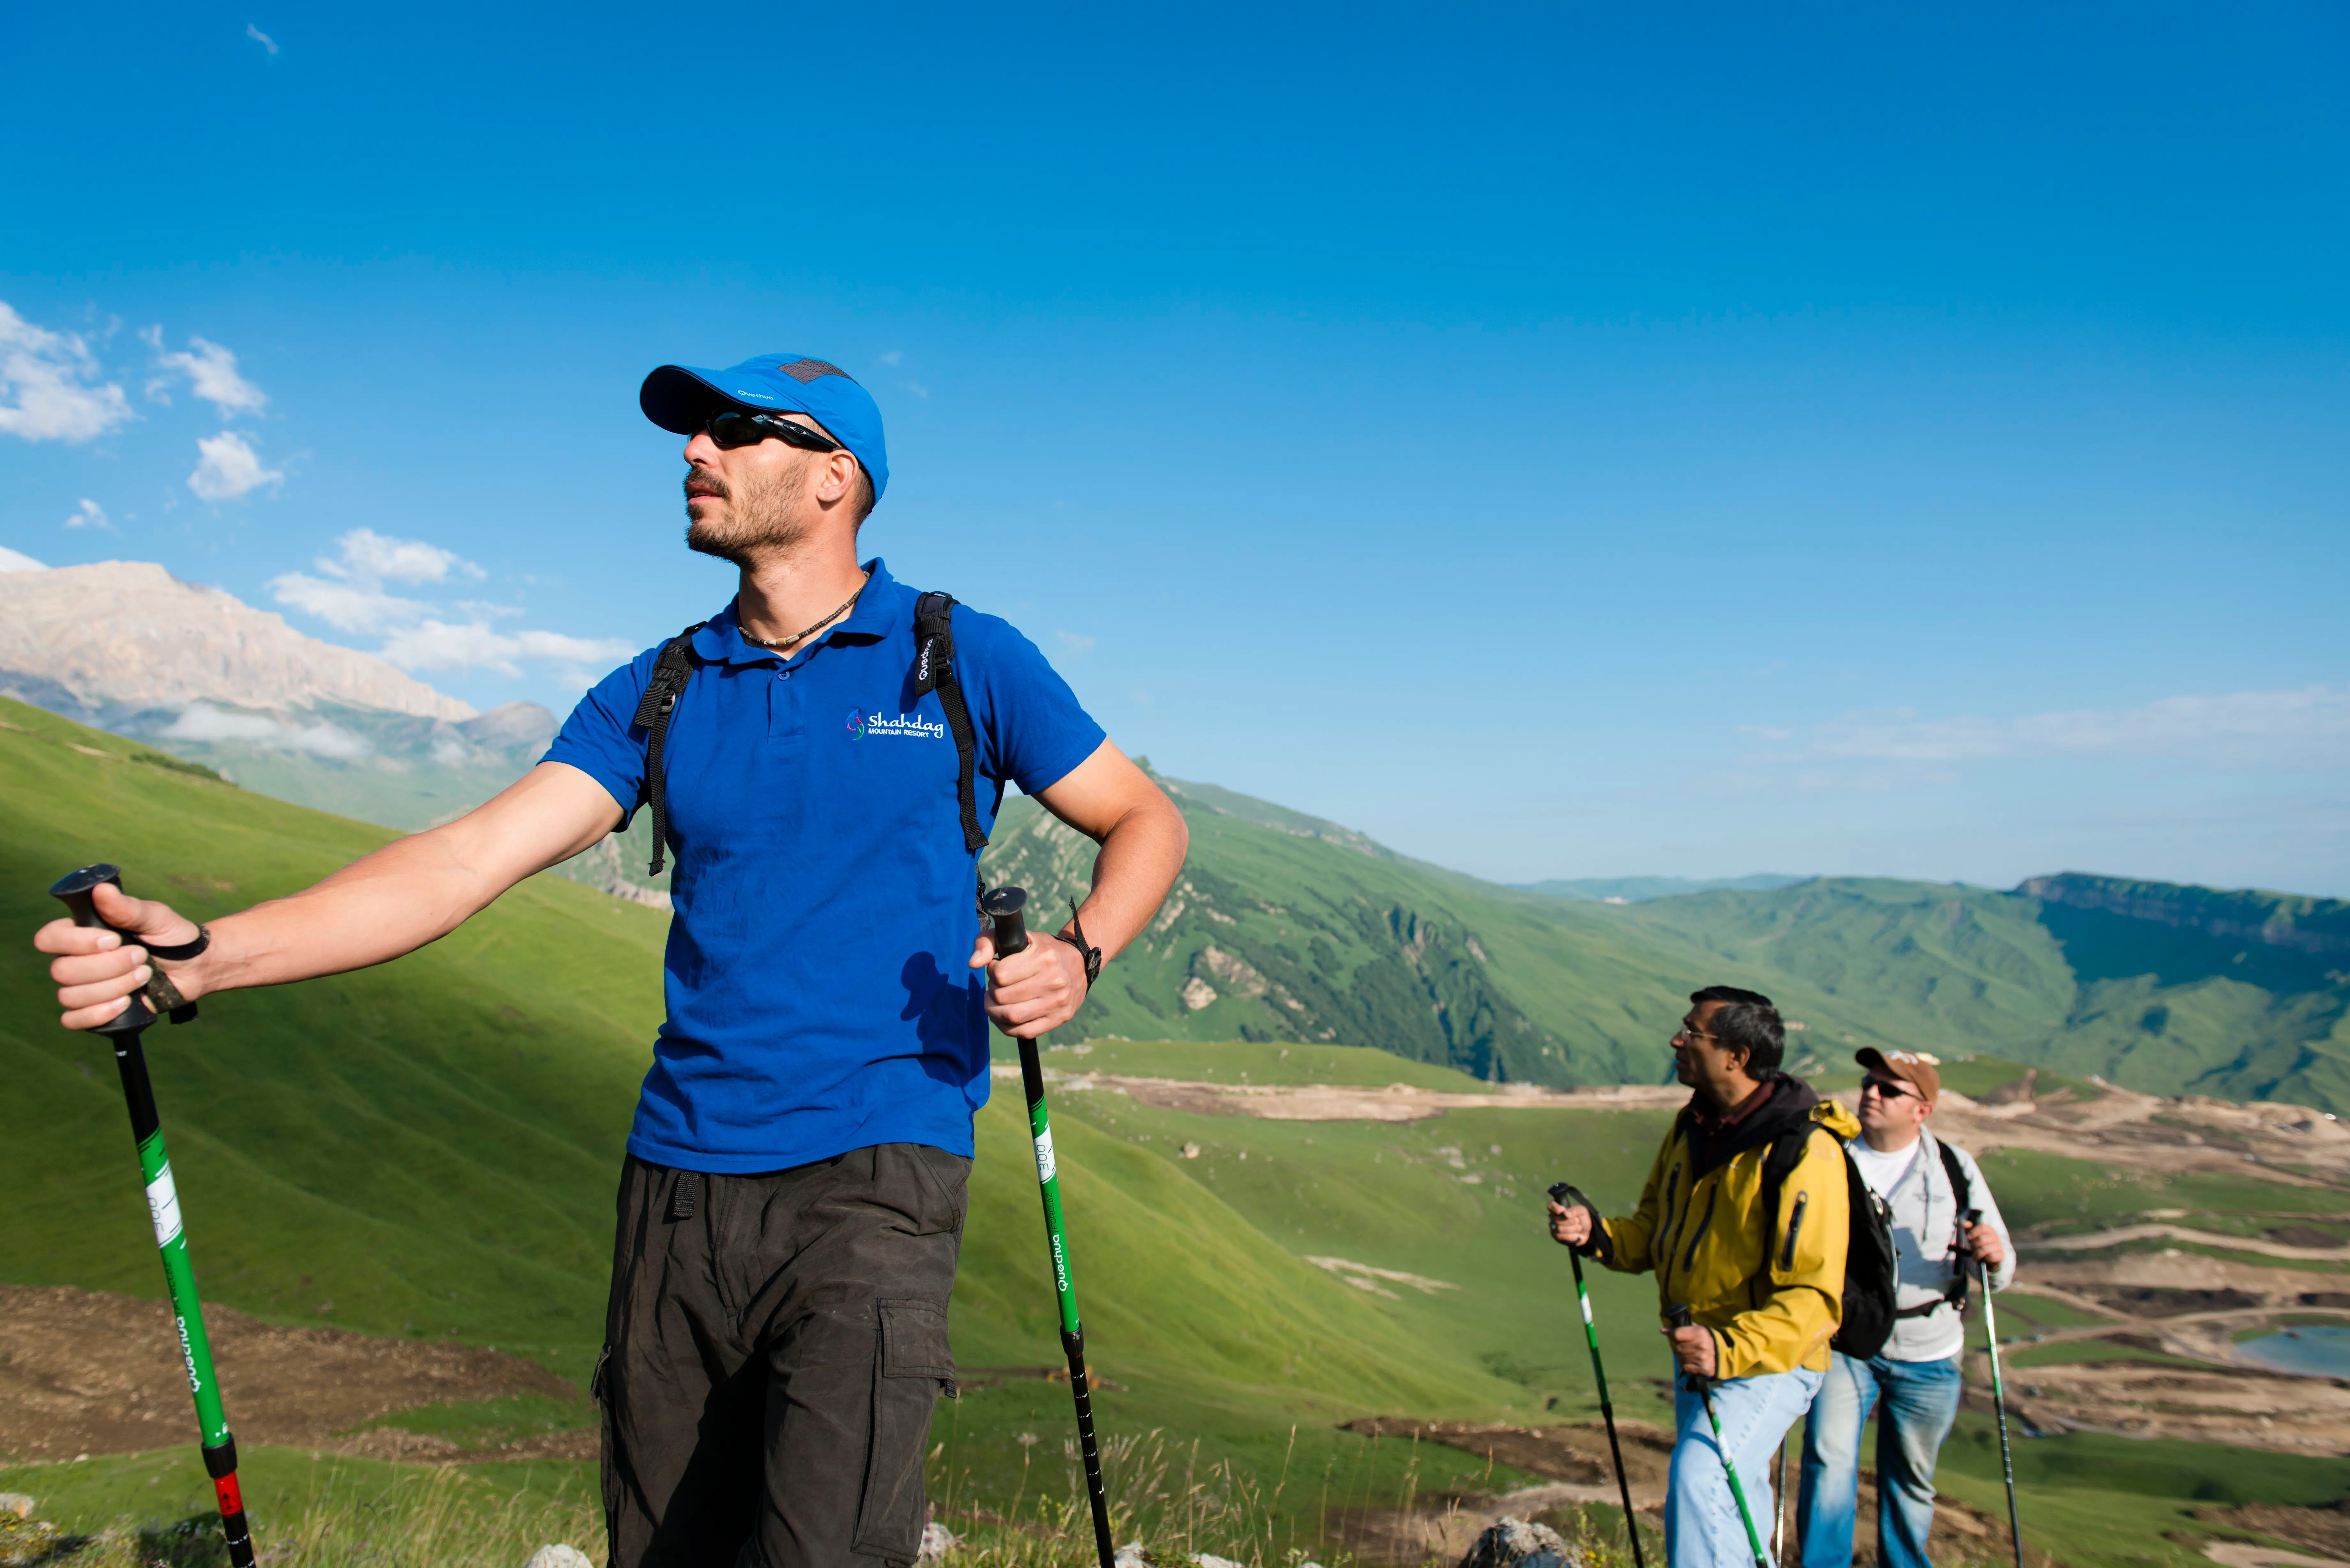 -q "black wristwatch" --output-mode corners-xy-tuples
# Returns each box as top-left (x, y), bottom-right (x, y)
(1054, 903), (1103, 989)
